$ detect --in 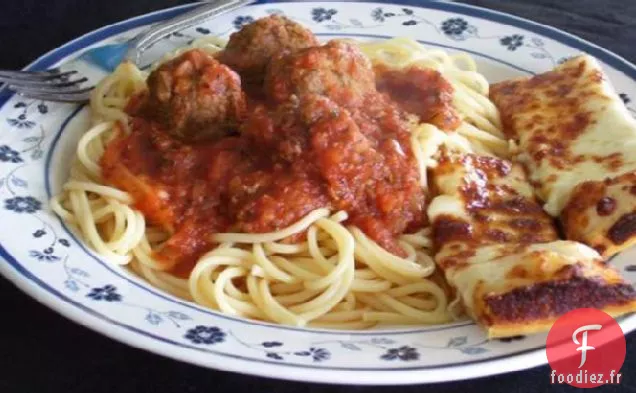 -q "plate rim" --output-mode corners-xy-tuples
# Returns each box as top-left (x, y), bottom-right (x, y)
(0, 0), (634, 385)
